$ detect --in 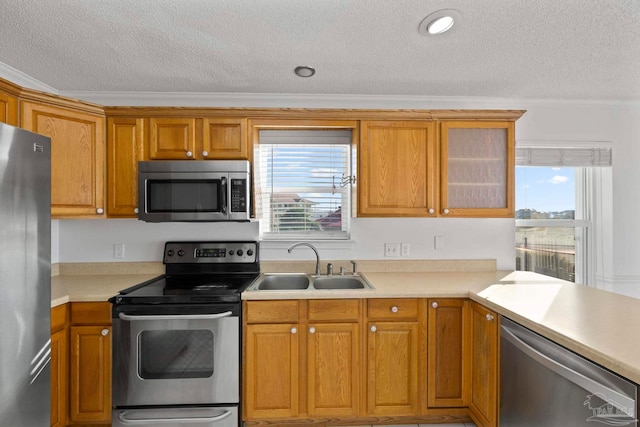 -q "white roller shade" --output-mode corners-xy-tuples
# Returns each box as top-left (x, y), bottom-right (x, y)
(516, 142), (612, 167)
